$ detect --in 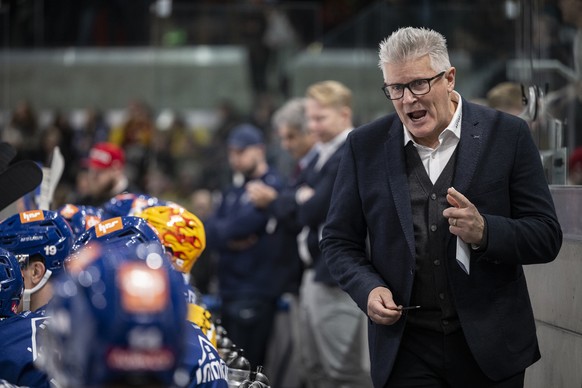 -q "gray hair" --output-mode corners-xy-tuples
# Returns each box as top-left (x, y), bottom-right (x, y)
(378, 27), (451, 73)
(271, 97), (308, 133)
